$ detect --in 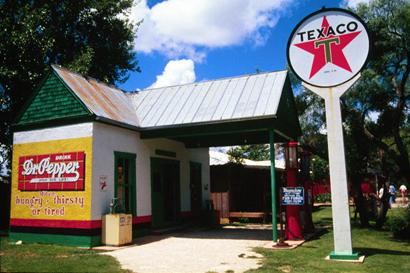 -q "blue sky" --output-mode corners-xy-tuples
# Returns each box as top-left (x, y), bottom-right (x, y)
(118, 0), (368, 91)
